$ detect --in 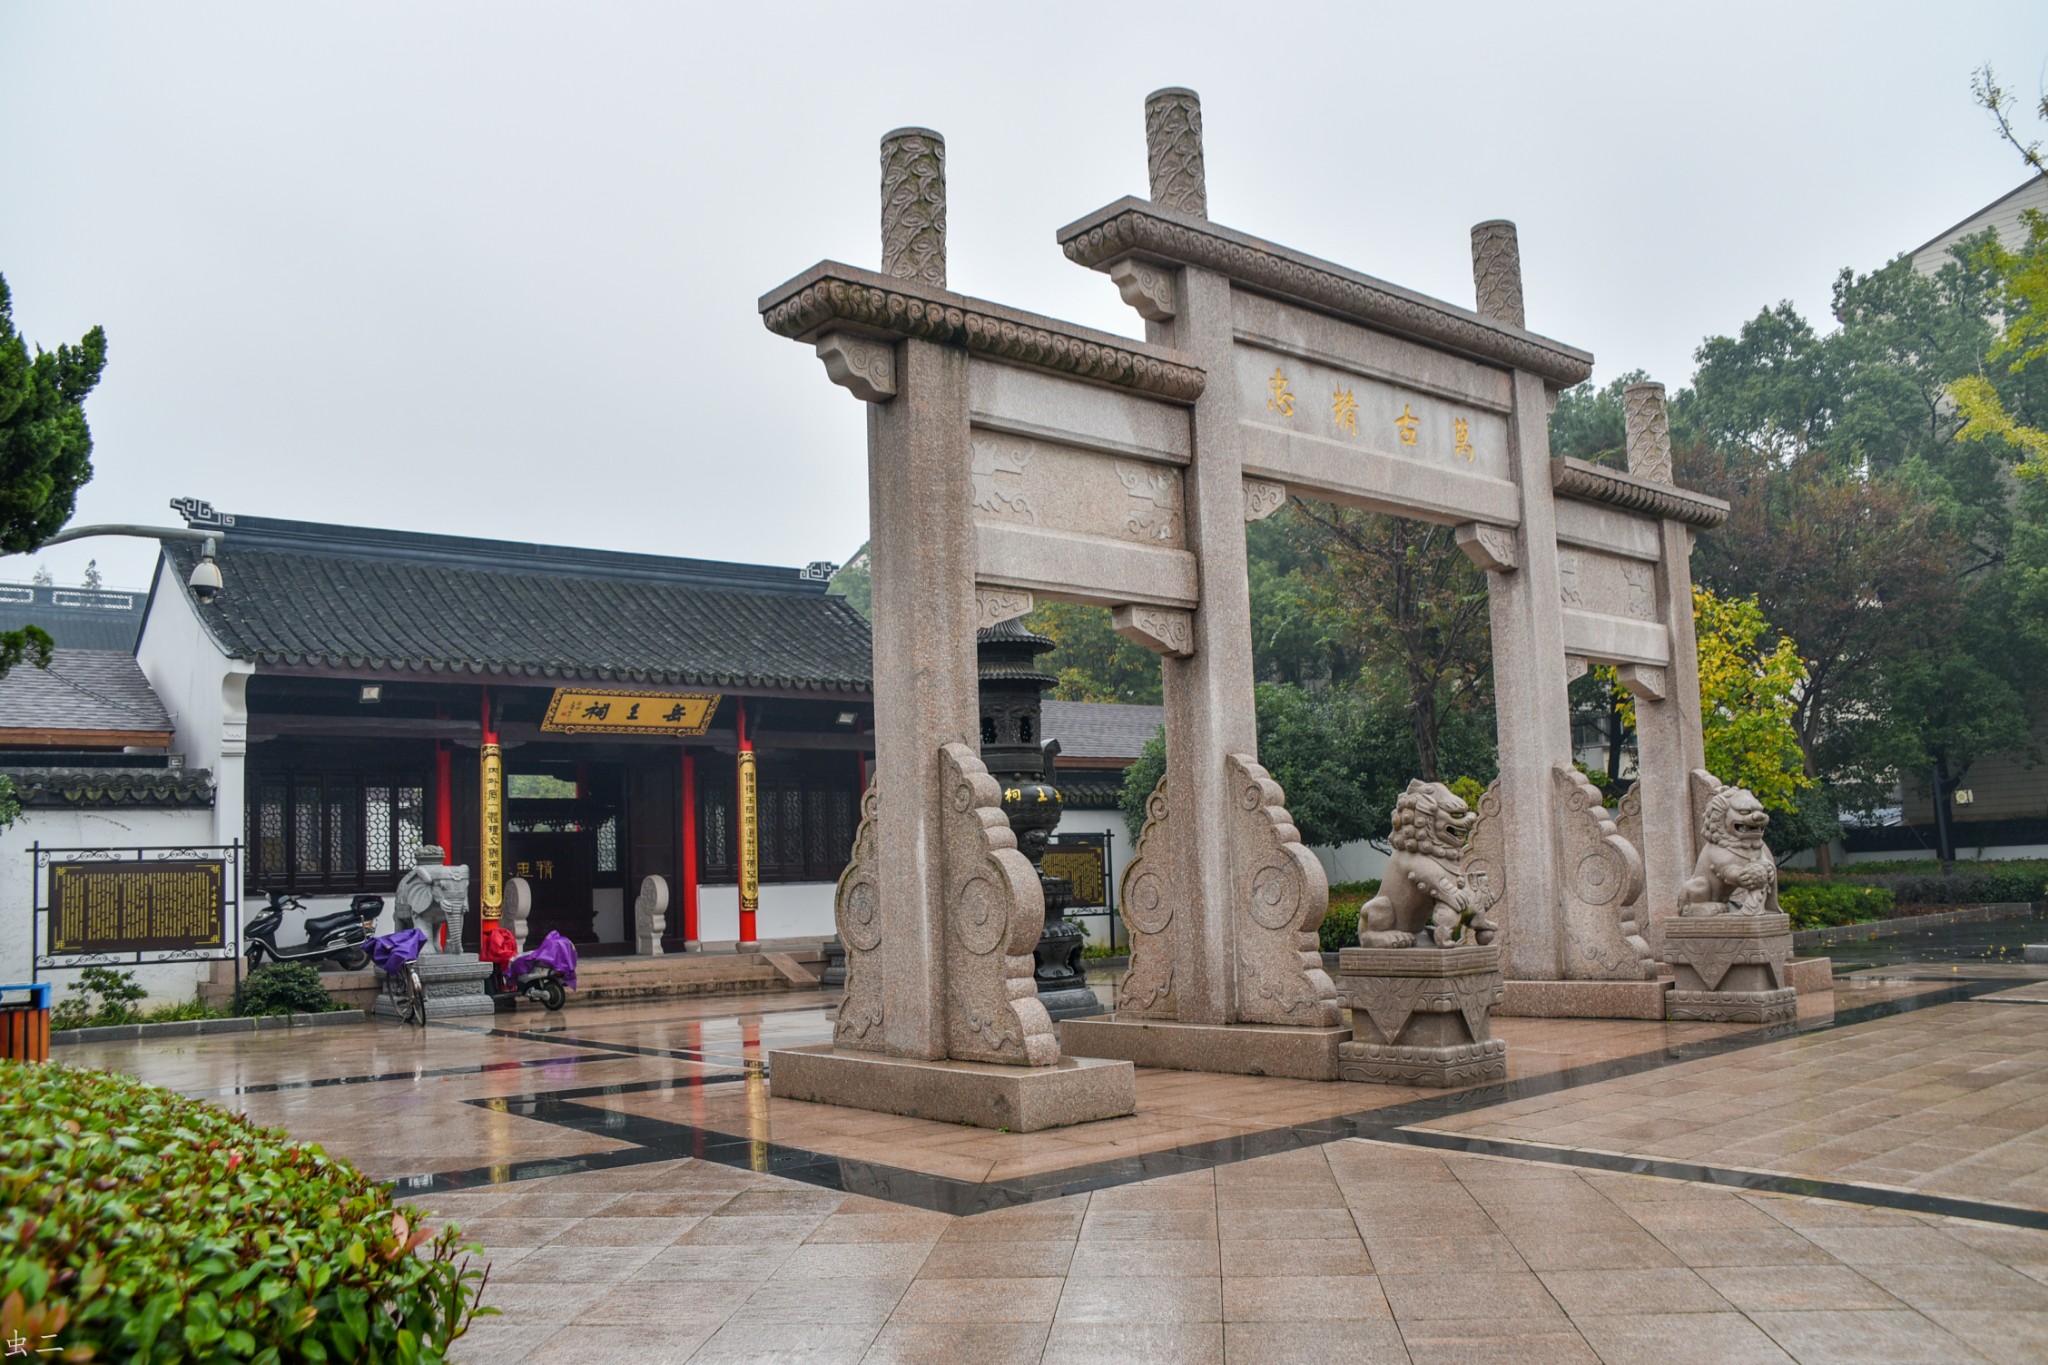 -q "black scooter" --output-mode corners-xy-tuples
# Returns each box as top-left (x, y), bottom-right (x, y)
(246, 890), (381, 972)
